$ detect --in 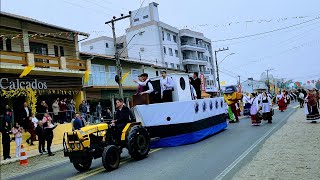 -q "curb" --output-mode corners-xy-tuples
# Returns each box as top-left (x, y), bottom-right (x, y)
(0, 147), (64, 165)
